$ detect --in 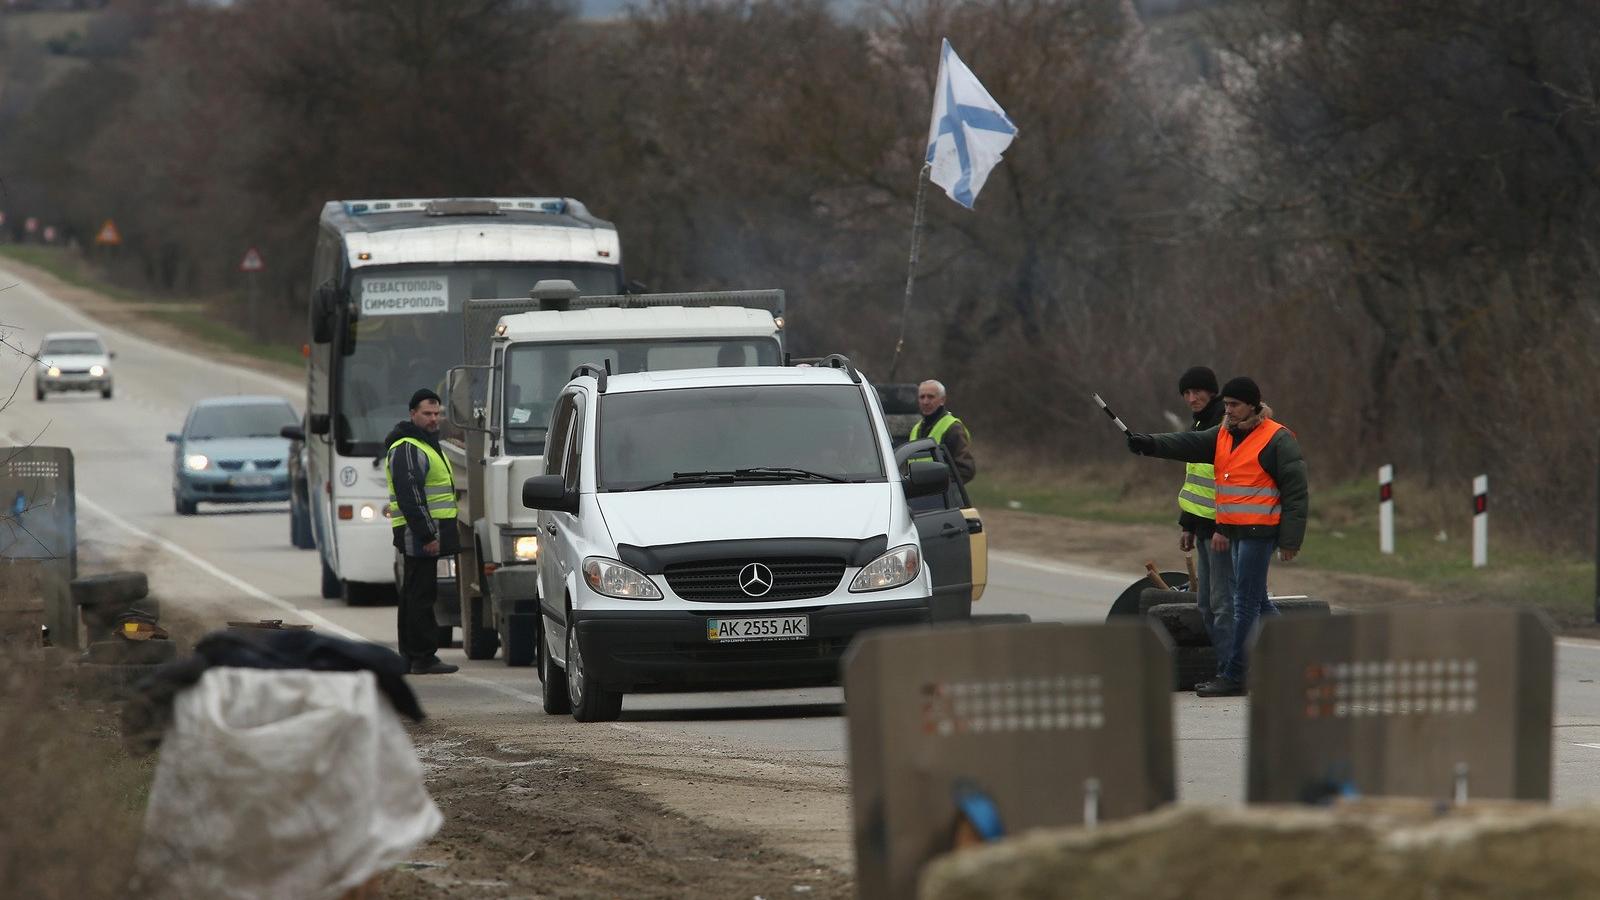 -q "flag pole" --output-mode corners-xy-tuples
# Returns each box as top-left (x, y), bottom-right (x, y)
(887, 163), (931, 380)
